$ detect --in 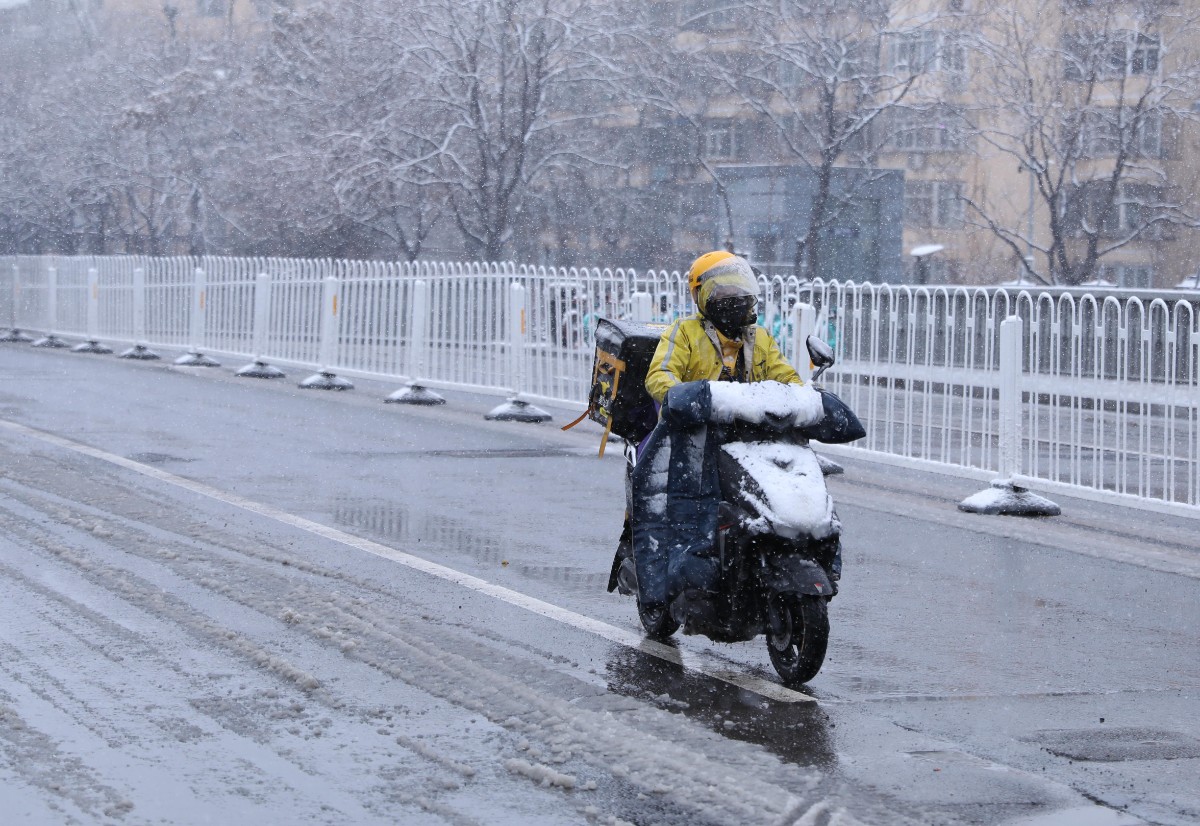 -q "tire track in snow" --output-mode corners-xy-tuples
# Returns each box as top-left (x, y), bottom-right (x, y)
(0, 481), (484, 824)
